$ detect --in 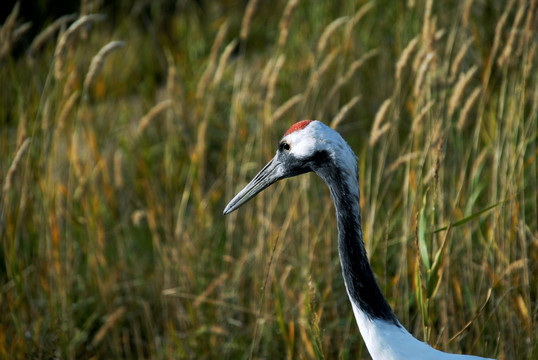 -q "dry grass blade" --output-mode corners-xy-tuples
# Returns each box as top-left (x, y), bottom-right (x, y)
(422, 0), (434, 49)
(411, 100), (435, 133)
(57, 90), (80, 131)
(0, 2), (20, 42)
(278, 0), (300, 48)
(240, 0), (260, 41)
(396, 36), (419, 80)
(448, 65), (478, 117)
(162, 289), (263, 316)
(0, 20), (31, 62)
(345, 49), (379, 74)
(448, 288), (492, 343)
(193, 273), (228, 308)
(137, 99), (174, 136)
(302, 49), (337, 107)
(369, 98), (392, 146)
(0, 2), (25, 61)
(492, 0), (516, 56)
(345, 1), (375, 37)
(92, 306), (127, 347)
(213, 39), (239, 86)
(28, 13), (77, 57)
(264, 55), (286, 124)
(457, 87), (481, 130)
(470, 149), (488, 181)
(54, 13), (106, 79)
(498, 0), (526, 67)
(386, 152), (422, 173)
(3, 138), (31, 193)
(449, 38), (474, 82)
(414, 51), (436, 97)
(196, 20), (229, 99)
(12, 21), (32, 42)
(311, 49), (338, 85)
(484, 0), (516, 85)
(83, 40), (125, 96)
(434, 28), (446, 42)
(518, 0), (537, 56)
(523, 42), (536, 78)
(330, 95), (360, 129)
(462, 0), (474, 26)
(323, 49), (378, 109)
(272, 94), (303, 122)
(113, 150), (123, 189)
(62, 68), (79, 98)
(317, 16), (349, 54)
